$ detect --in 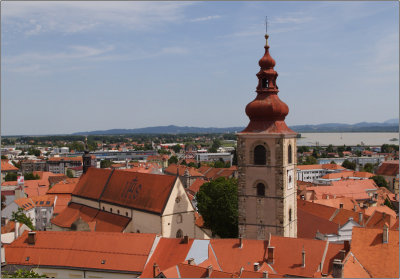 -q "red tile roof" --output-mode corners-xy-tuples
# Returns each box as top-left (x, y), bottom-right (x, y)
(313, 197), (360, 211)
(101, 170), (176, 214)
(47, 179), (78, 194)
(1, 160), (18, 171)
(297, 208), (338, 239)
(297, 200), (337, 220)
(5, 231), (157, 274)
(297, 164), (345, 171)
(376, 160), (399, 176)
(47, 156), (82, 162)
(164, 164), (204, 177)
(51, 203), (130, 232)
(321, 171), (373, 179)
(141, 238), (194, 278)
(350, 227), (399, 278)
(188, 178), (207, 194)
(364, 210), (397, 229)
(321, 243), (346, 275)
(72, 168), (113, 200)
(307, 179), (378, 200)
